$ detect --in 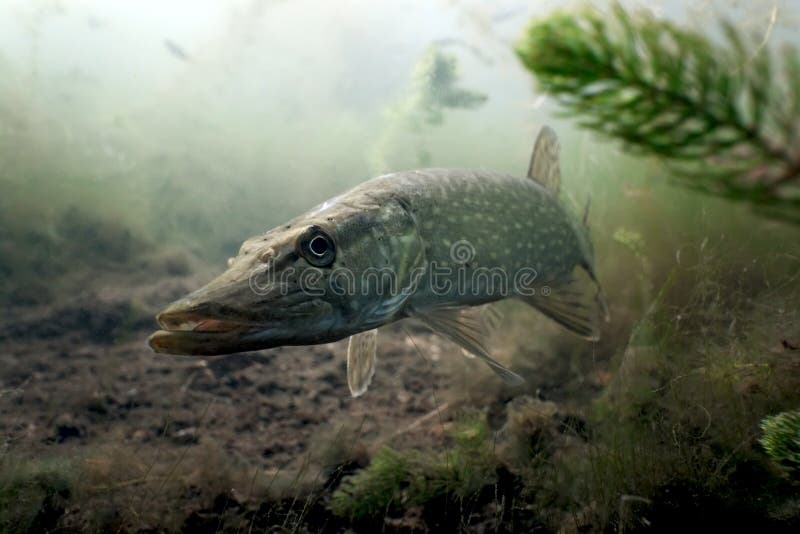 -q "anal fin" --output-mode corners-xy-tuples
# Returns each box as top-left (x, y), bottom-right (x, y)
(347, 329), (378, 397)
